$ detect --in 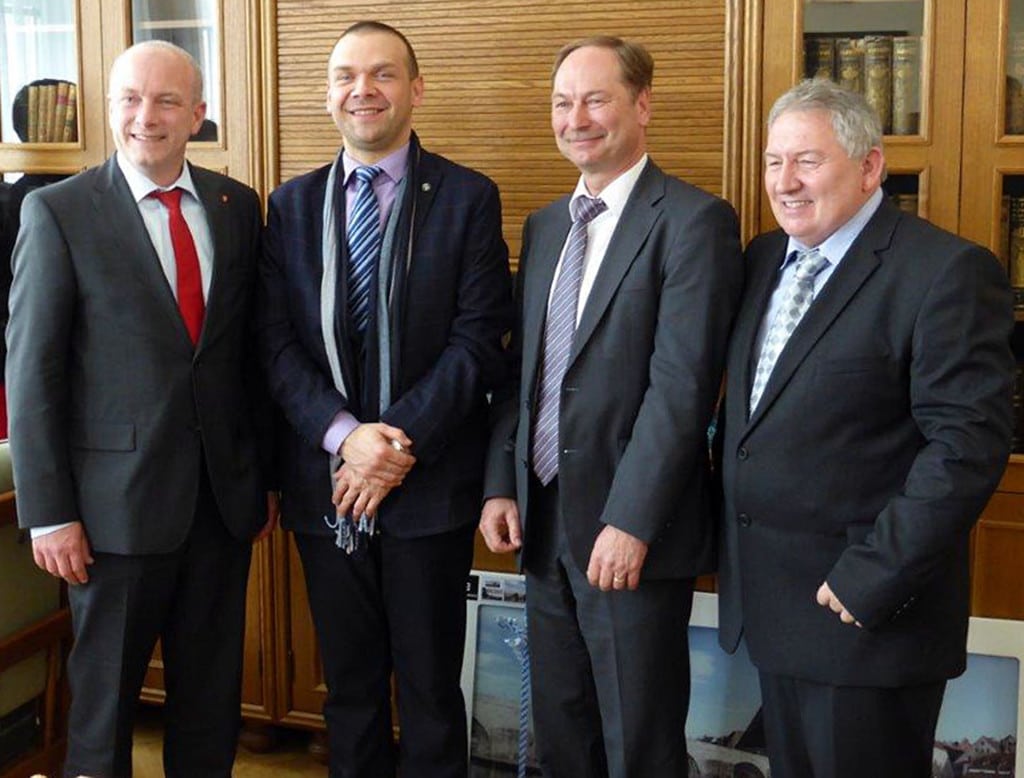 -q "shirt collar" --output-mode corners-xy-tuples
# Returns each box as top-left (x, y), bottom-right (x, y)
(783, 187), (884, 268)
(116, 151), (200, 204)
(570, 153), (648, 220)
(342, 143), (409, 187)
